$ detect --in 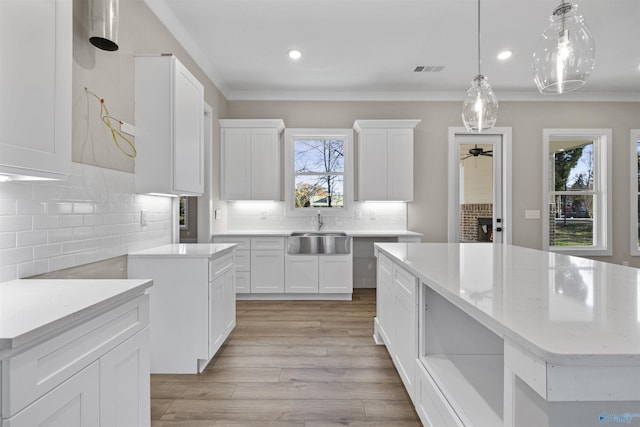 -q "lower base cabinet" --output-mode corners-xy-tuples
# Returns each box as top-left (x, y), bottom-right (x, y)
(1, 295), (151, 427)
(375, 252), (418, 400)
(285, 254), (353, 294)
